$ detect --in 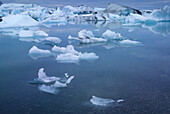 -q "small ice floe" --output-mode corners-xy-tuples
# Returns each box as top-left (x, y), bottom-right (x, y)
(90, 96), (124, 106)
(52, 45), (99, 63)
(120, 39), (141, 45)
(102, 30), (123, 39)
(117, 99), (124, 103)
(29, 68), (60, 84)
(19, 30), (34, 37)
(34, 30), (49, 37)
(90, 96), (115, 106)
(19, 30), (48, 38)
(28, 46), (52, 60)
(68, 29), (107, 43)
(56, 53), (80, 63)
(52, 45), (79, 55)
